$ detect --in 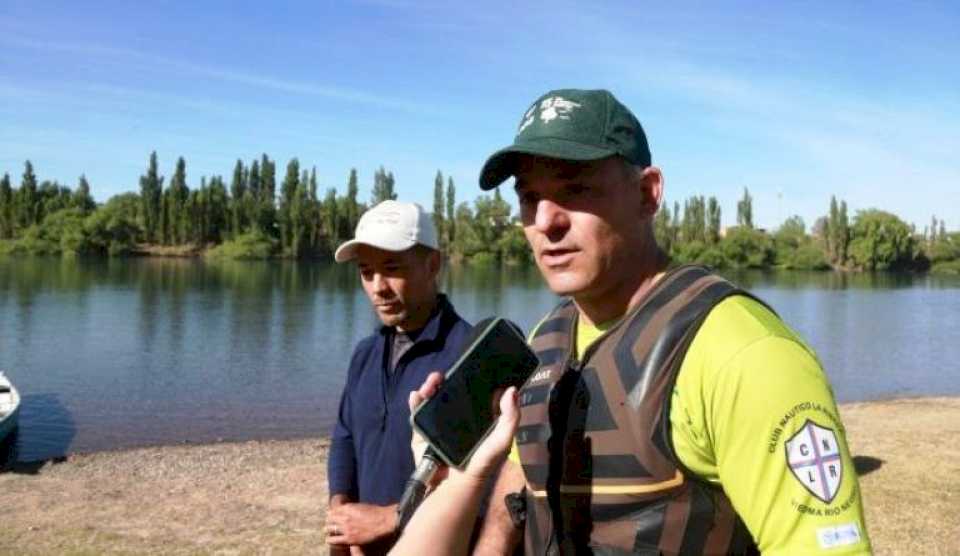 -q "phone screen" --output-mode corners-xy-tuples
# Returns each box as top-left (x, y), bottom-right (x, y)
(411, 318), (540, 468)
